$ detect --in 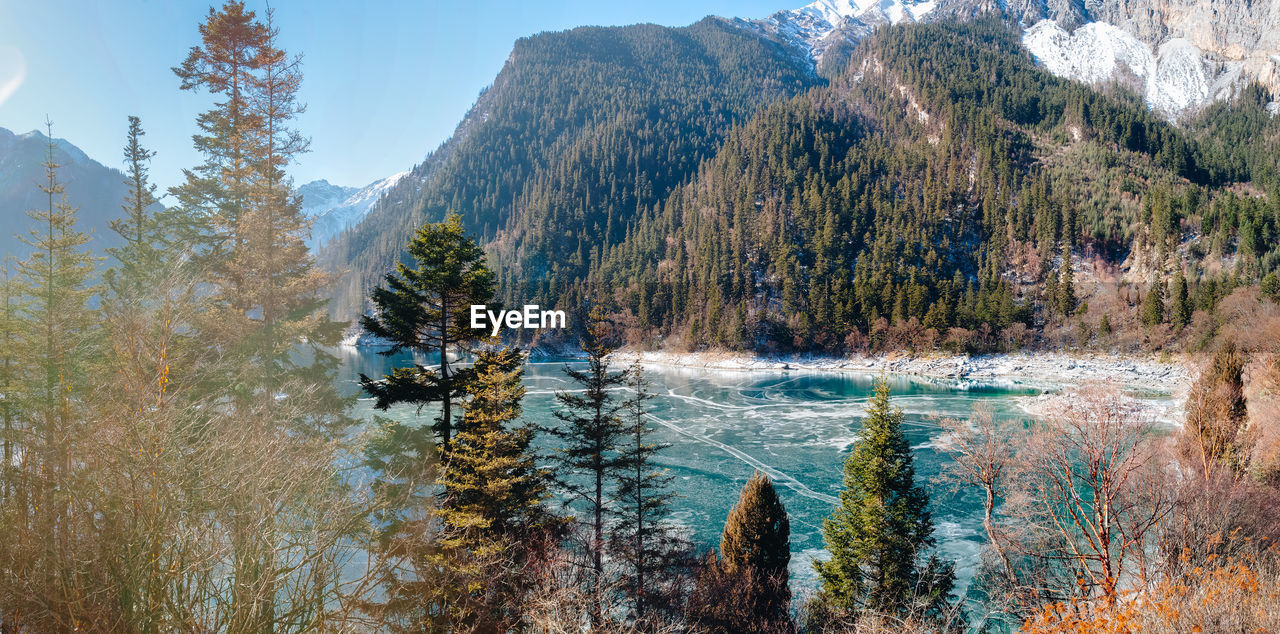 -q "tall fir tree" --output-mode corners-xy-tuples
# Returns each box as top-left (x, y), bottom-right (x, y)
(1263, 272), (1280, 301)
(170, 4), (355, 628)
(0, 121), (101, 626)
(1044, 270), (1060, 319)
(0, 257), (18, 504)
(1142, 277), (1166, 326)
(814, 378), (955, 622)
(98, 115), (198, 631)
(18, 121), (100, 474)
(360, 214), (496, 449)
(698, 470), (793, 629)
(408, 345), (560, 630)
(170, 0), (266, 273)
(547, 305), (629, 625)
(105, 116), (166, 300)
(1170, 269), (1191, 329)
(611, 363), (689, 625)
(1056, 247), (1076, 316)
(358, 216), (497, 627)
(1181, 339), (1250, 478)
(177, 2), (344, 410)
(441, 346), (555, 545)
